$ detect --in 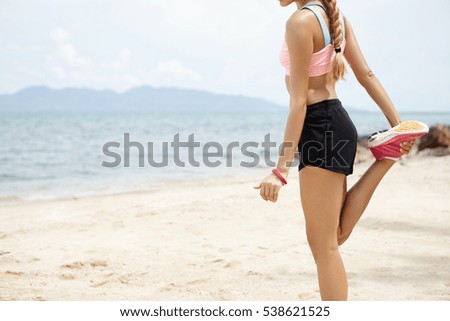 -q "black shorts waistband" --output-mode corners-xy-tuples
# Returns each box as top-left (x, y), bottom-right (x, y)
(306, 98), (341, 109)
